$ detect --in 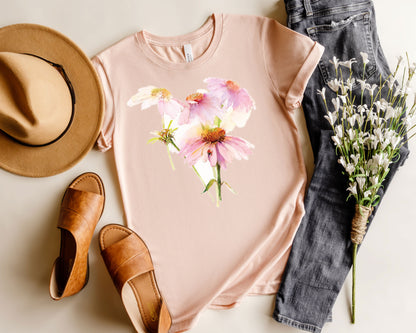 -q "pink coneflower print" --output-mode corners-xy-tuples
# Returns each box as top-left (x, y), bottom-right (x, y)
(127, 86), (184, 119)
(180, 125), (254, 205)
(181, 91), (222, 124)
(204, 77), (255, 127)
(128, 77), (256, 206)
(180, 126), (254, 169)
